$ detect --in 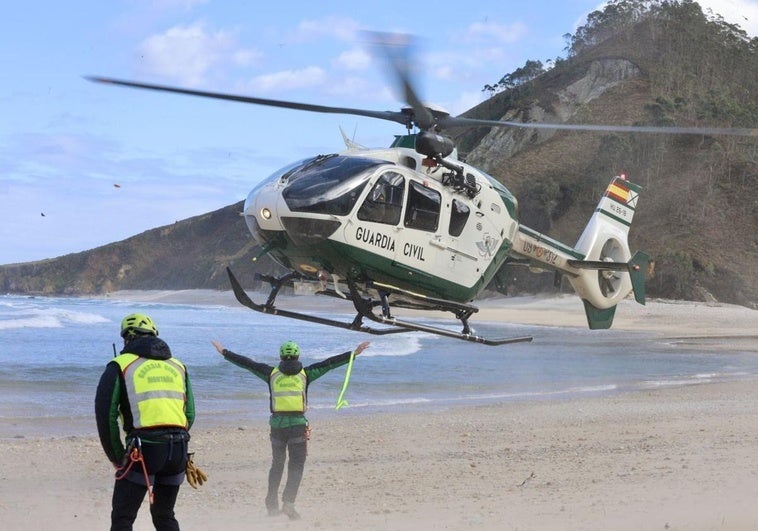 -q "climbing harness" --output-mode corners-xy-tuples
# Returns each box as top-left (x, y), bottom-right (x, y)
(114, 437), (154, 504)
